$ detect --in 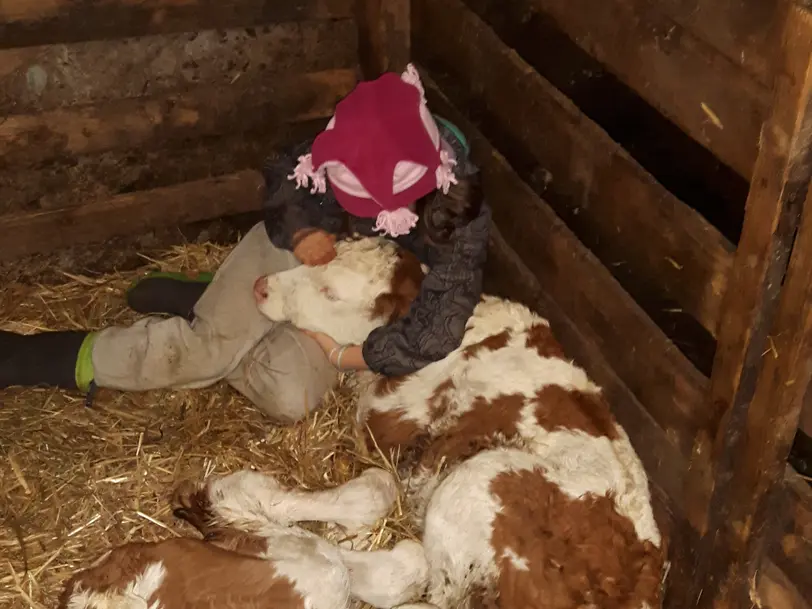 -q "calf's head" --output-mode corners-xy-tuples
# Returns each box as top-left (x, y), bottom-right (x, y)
(255, 237), (425, 345)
